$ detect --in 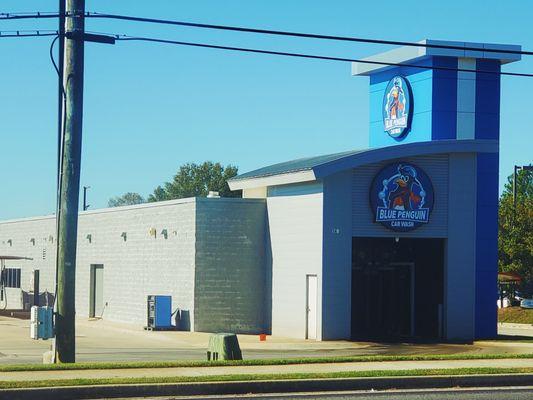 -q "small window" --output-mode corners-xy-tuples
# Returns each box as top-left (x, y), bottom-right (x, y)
(2, 268), (21, 288)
